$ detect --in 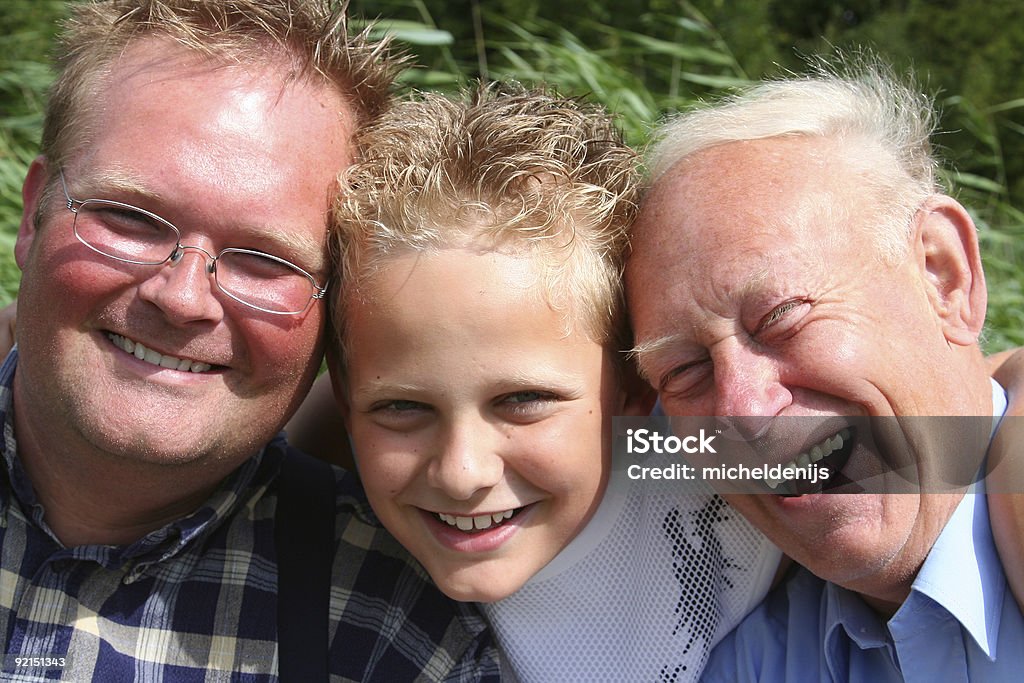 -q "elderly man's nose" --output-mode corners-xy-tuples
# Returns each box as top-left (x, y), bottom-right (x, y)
(712, 351), (789, 418)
